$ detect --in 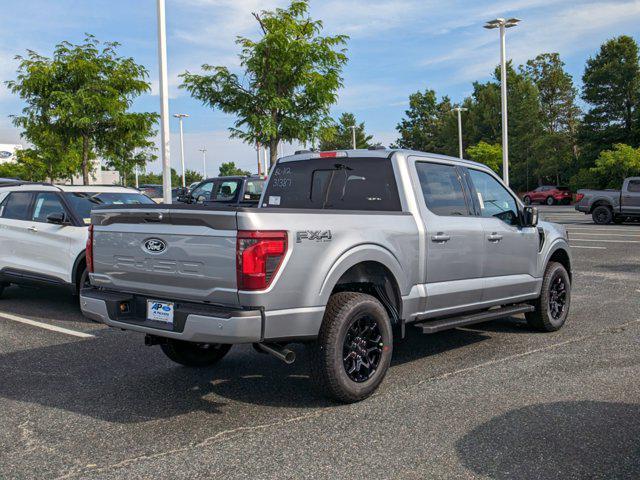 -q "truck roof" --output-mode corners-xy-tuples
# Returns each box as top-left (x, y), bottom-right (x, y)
(278, 148), (490, 171)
